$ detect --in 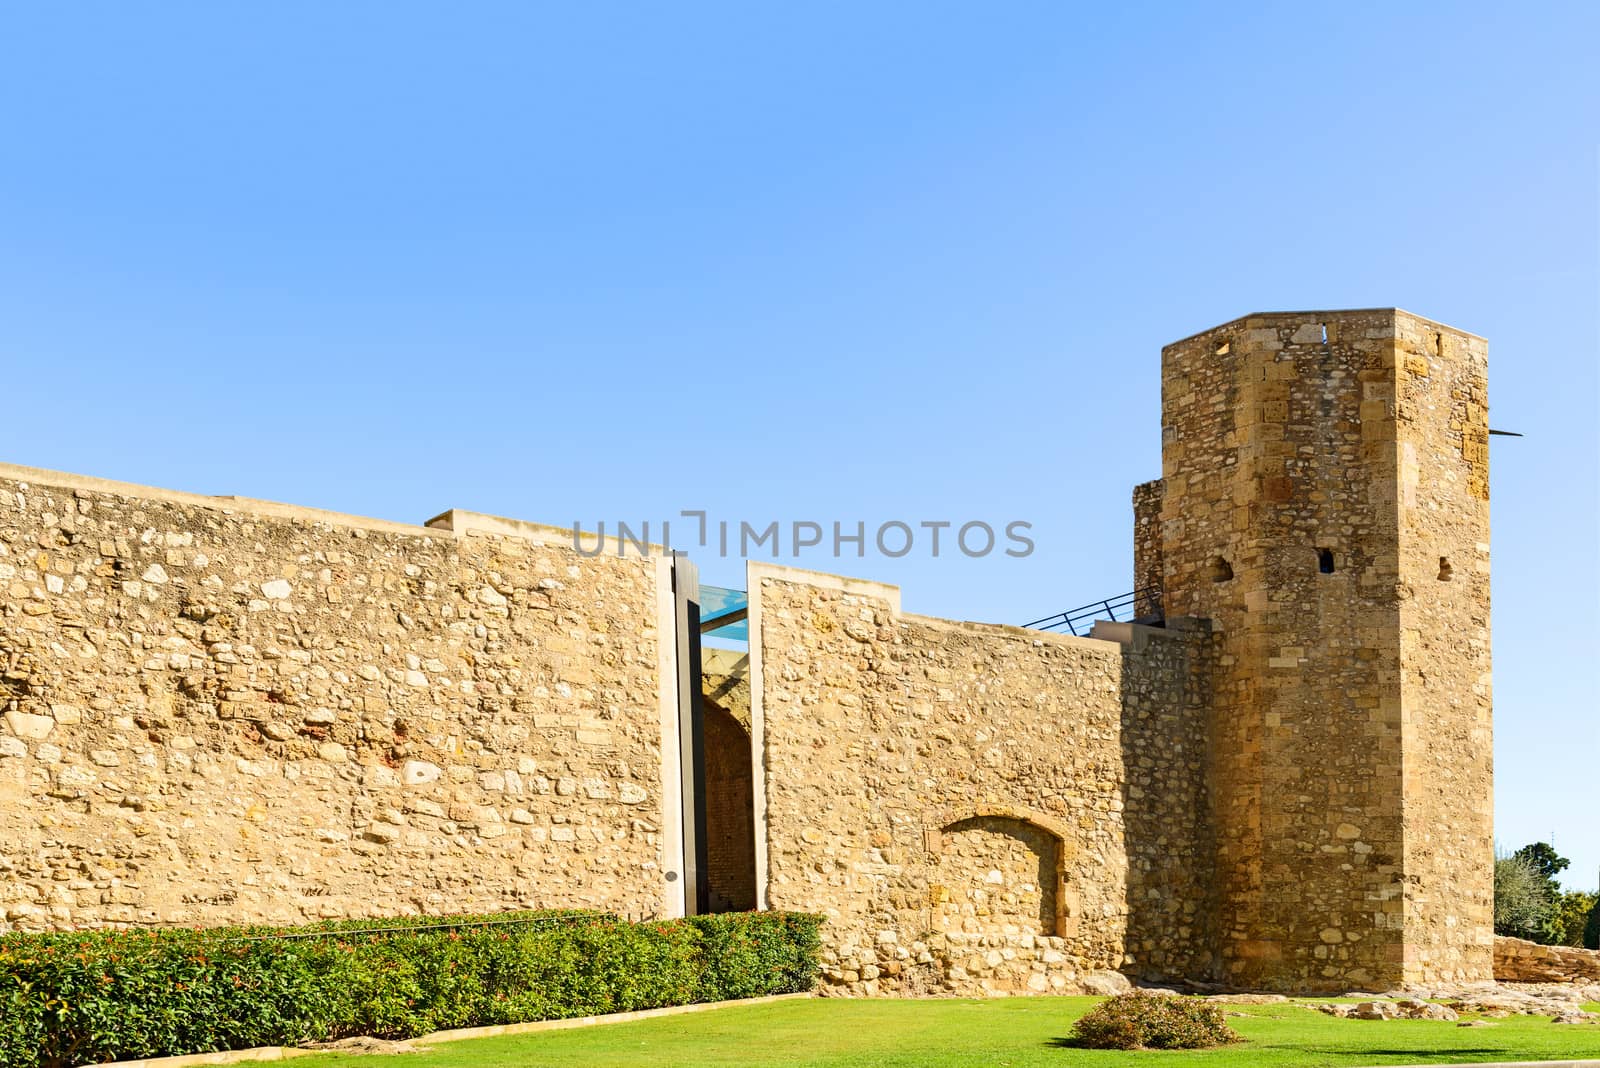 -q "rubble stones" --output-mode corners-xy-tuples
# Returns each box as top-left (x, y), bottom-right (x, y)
(1493, 936), (1600, 984)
